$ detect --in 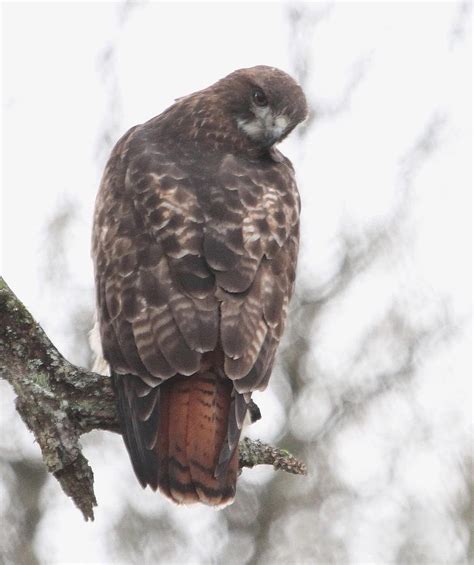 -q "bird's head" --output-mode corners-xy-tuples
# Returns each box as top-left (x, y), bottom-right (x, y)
(217, 65), (308, 148)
